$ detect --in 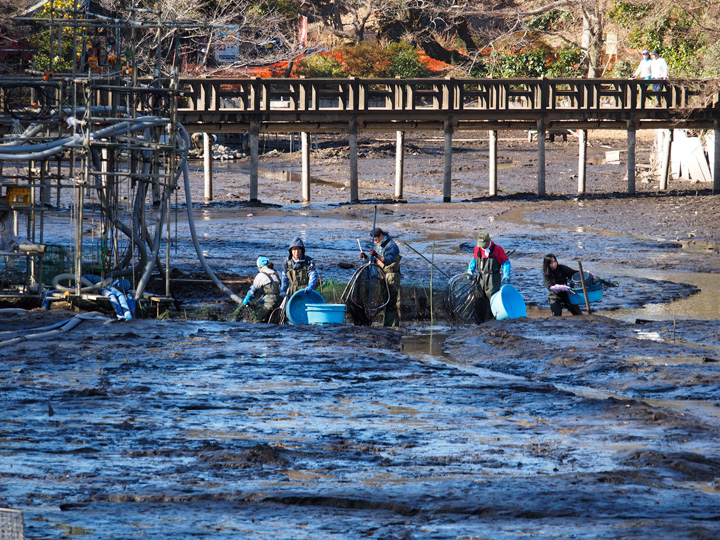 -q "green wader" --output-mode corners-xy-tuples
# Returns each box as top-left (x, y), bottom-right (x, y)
(286, 267), (309, 298)
(475, 253), (501, 323)
(383, 256), (401, 327)
(256, 279), (282, 322)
